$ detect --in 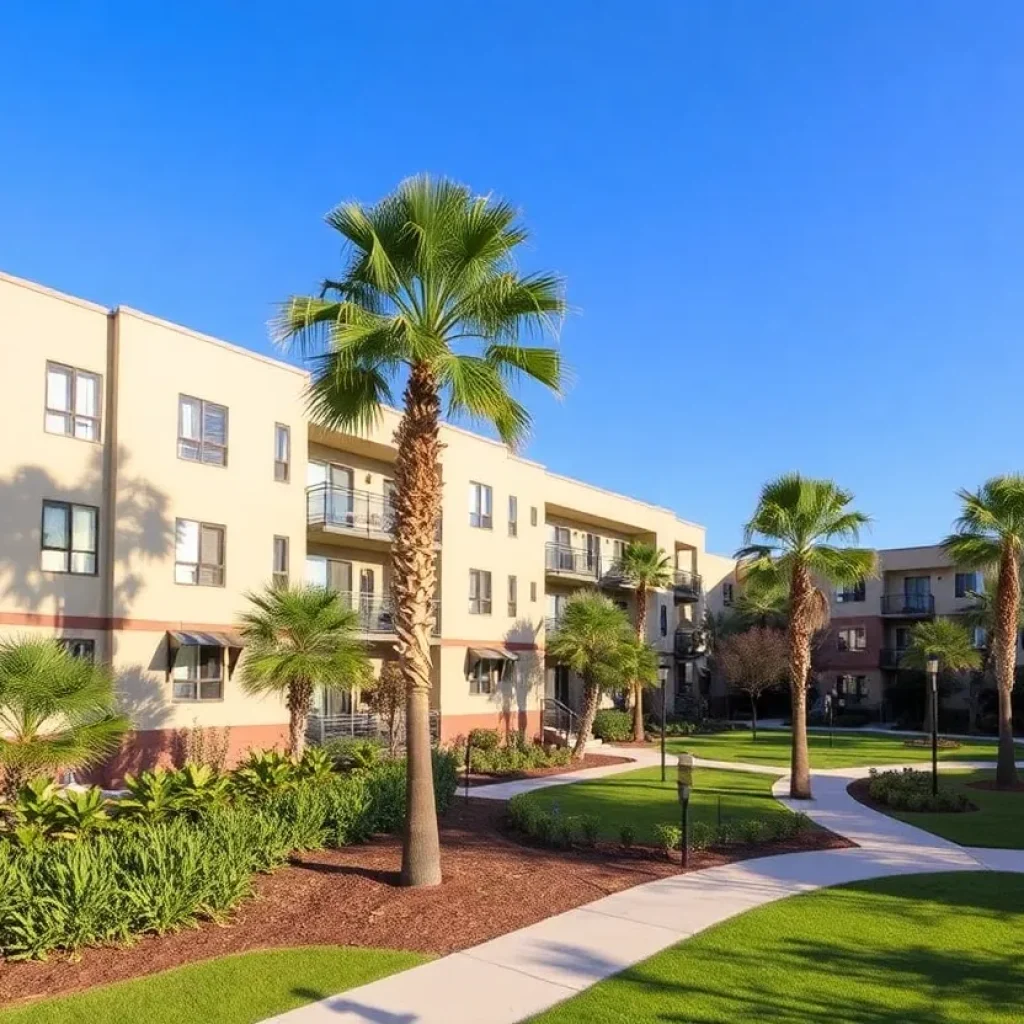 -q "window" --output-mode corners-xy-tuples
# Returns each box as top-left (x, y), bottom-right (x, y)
(836, 674), (869, 701)
(469, 657), (504, 695)
(273, 536), (289, 588)
(45, 362), (101, 441)
(894, 626), (912, 651)
(659, 604), (668, 637)
(469, 482), (492, 529)
(722, 582), (734, 606)
(612, 539), (626, 564)
(274, 424), (290, 482)
(837, 580), (866, 603)
(175, 519), (225, 586)
(41, 501), (98, 575)
(178, 395), (228, 466)
(530, 581), (537, 603)
(955, 572), (982, 598)
(469, 569), (492, 615)
(508, 495), (518, 537)
(60, 638), (95, 662)
(508, 575), (518, 617)
(837, 627), (866, 652)
(172, 646), (224, 701)
(530, 506), (538, 527)
(973, 627), (987, 649)
(307, 556), (353, 595)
